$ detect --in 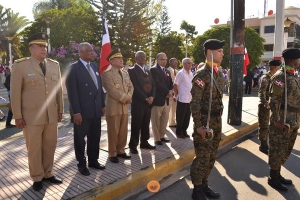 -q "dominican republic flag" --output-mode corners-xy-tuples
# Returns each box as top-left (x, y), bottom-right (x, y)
(99, 17), (112, 75)
(244, 47), (250, 76)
